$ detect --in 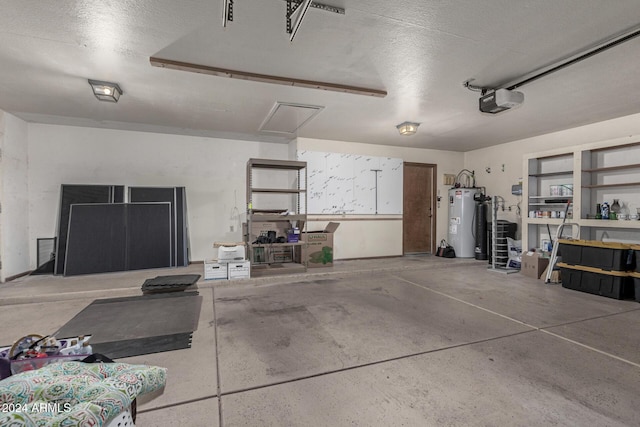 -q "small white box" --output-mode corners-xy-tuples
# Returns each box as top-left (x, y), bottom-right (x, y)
(204, 260), (228, 280)
(228, 260), (251, 280)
